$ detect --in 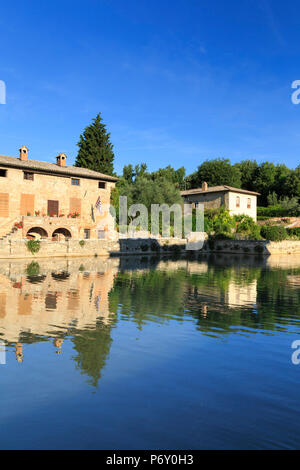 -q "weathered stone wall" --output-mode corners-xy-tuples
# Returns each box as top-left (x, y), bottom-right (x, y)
(0, 165), (115, 239)
(0, 237), (186, 259)
(0, 237), (300, 259)
(185, 191), (225, 210)
(202, 239), (300, 255)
